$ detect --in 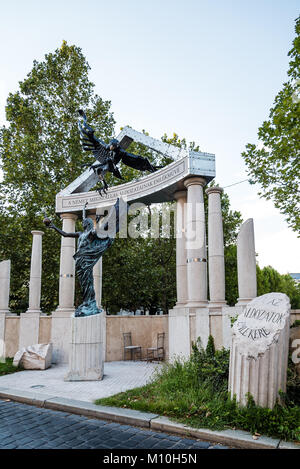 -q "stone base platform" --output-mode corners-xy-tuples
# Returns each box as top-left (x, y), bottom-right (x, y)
(64, 312), (104, 381)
